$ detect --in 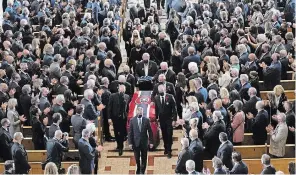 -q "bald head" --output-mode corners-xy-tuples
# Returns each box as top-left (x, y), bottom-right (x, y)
(118, 75), (126, 83)
(13, 132), (24, 142)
